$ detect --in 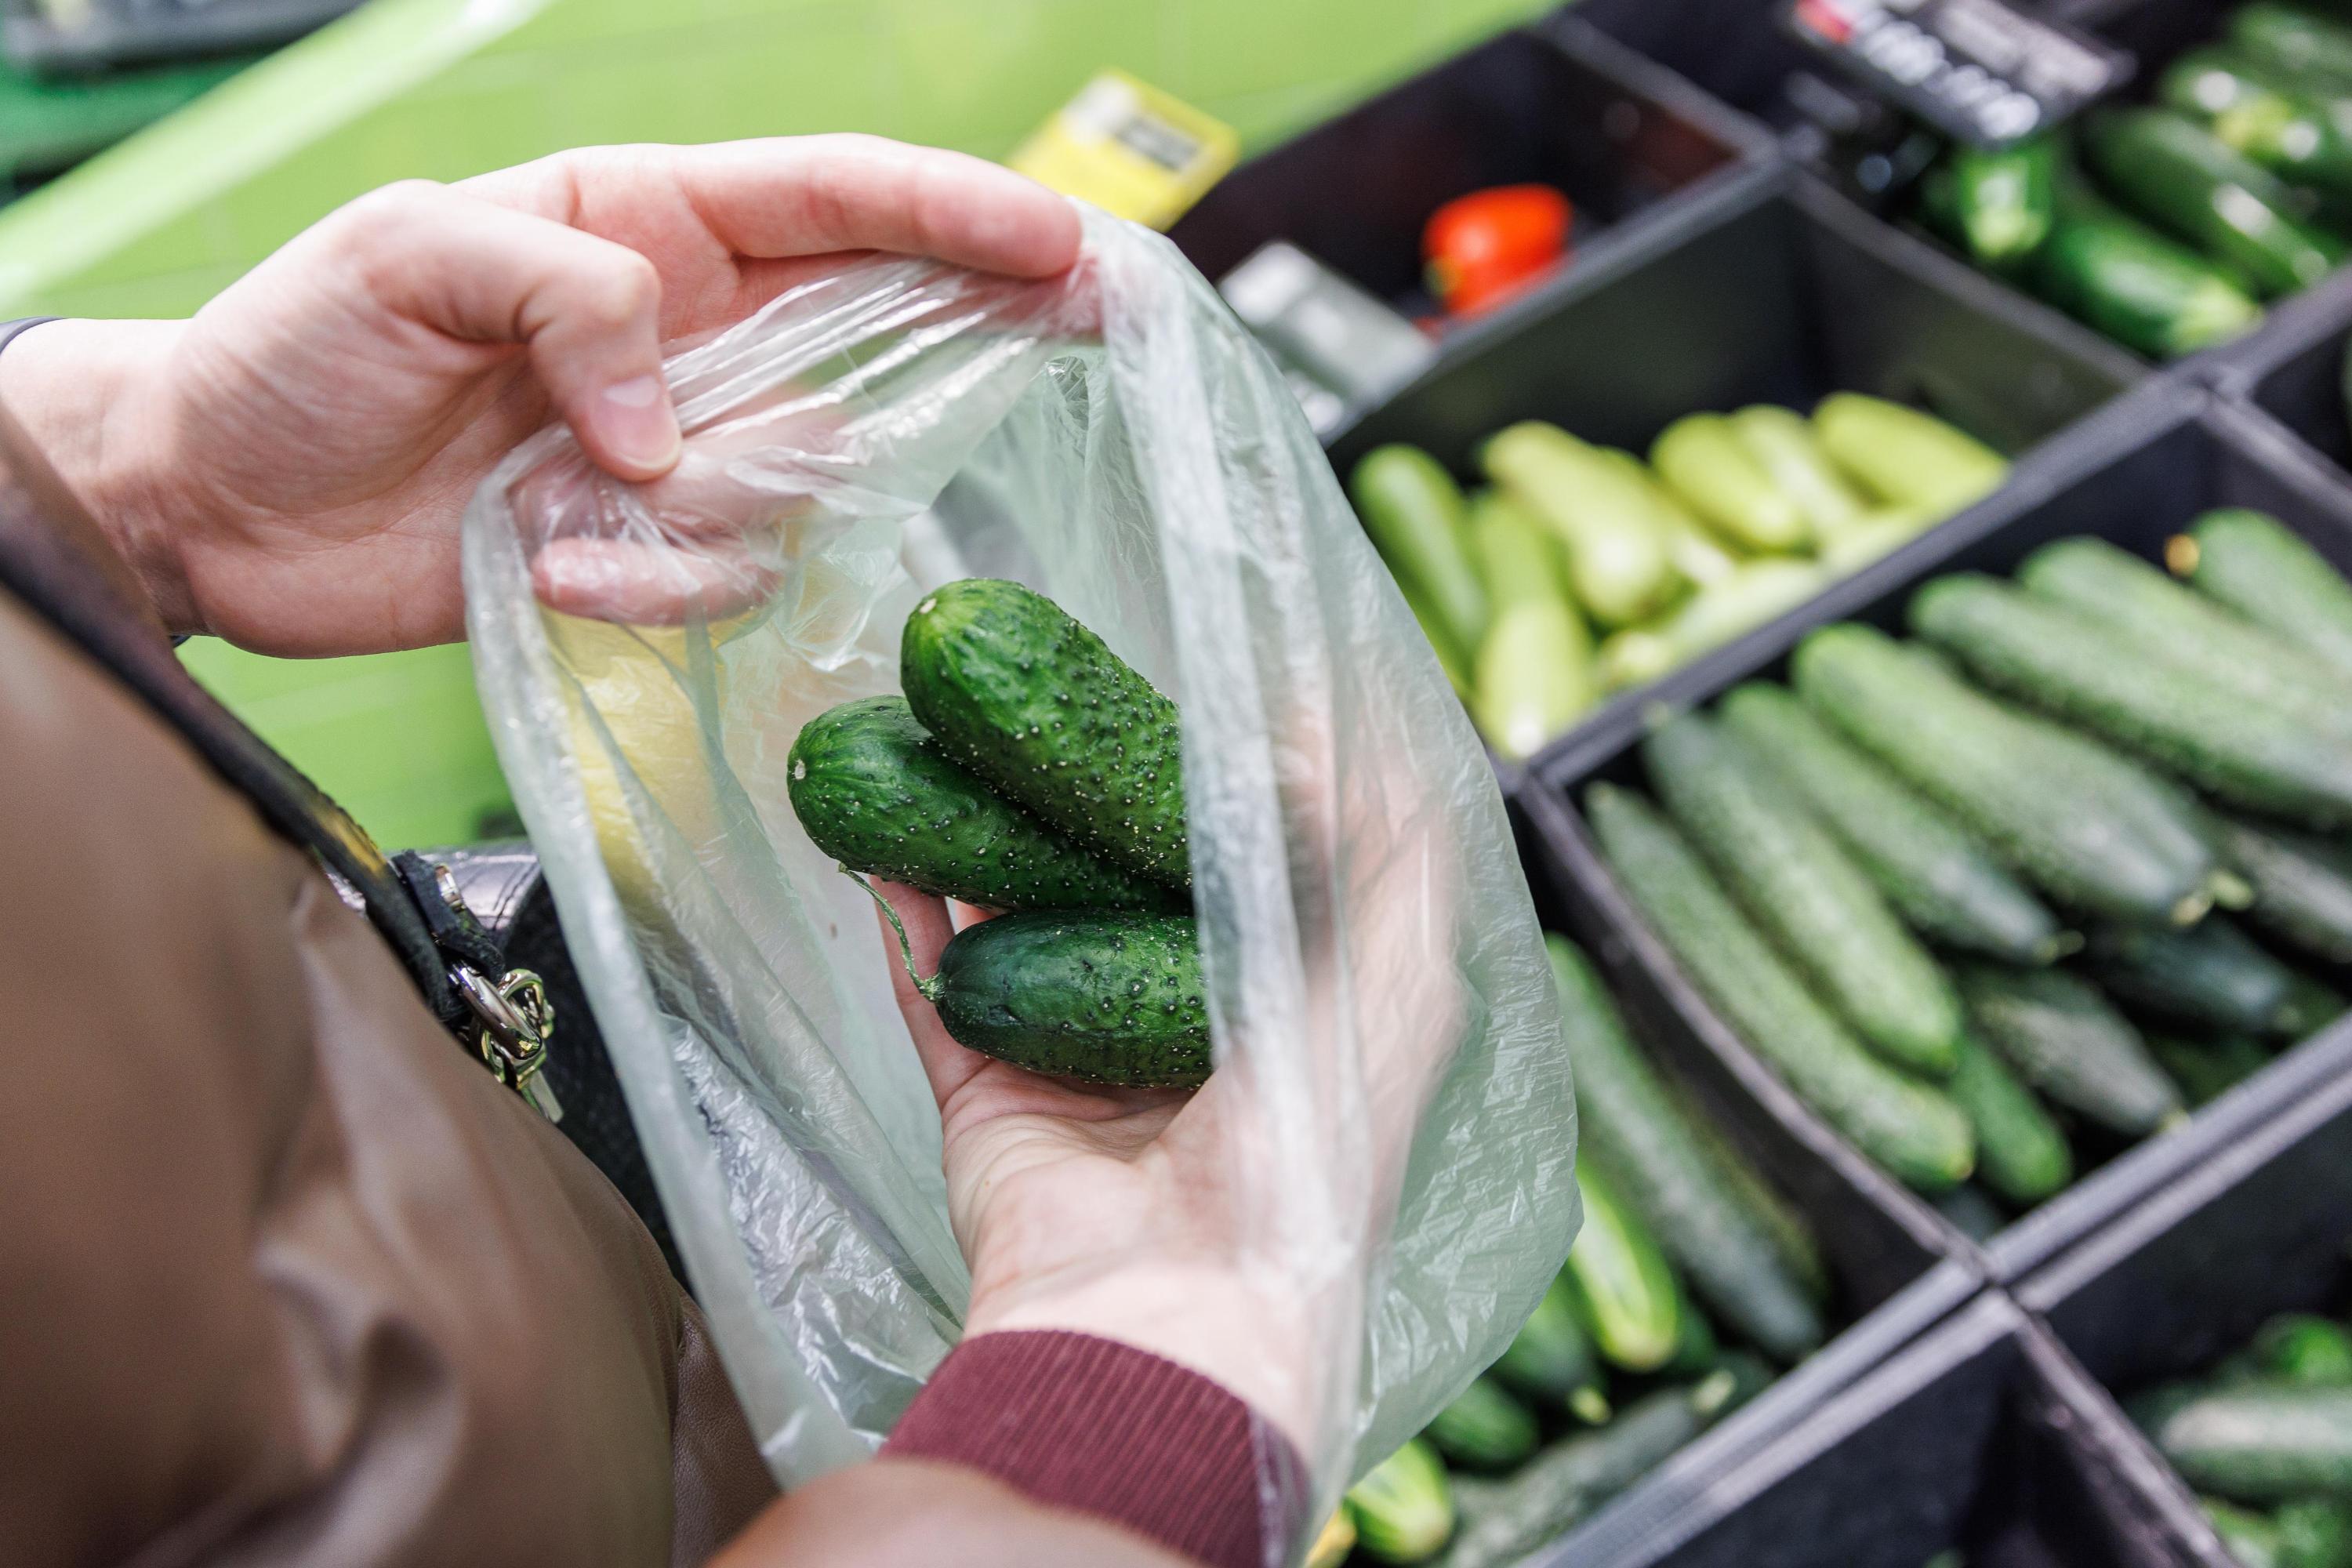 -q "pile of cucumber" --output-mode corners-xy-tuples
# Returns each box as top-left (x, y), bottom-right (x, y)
(1350, 395), (2007, 760)
(1326, 936), (1829, 1567)
(2132, 1312), (2352, 1568)
(1922, 3), (2352, 360)
(1588, 508), (2352, 1213)
(786, 578), (1209, 1087)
